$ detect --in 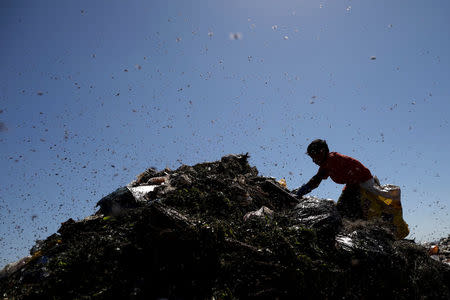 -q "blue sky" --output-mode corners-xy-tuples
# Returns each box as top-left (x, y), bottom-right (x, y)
(1, 0), (449, 267)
